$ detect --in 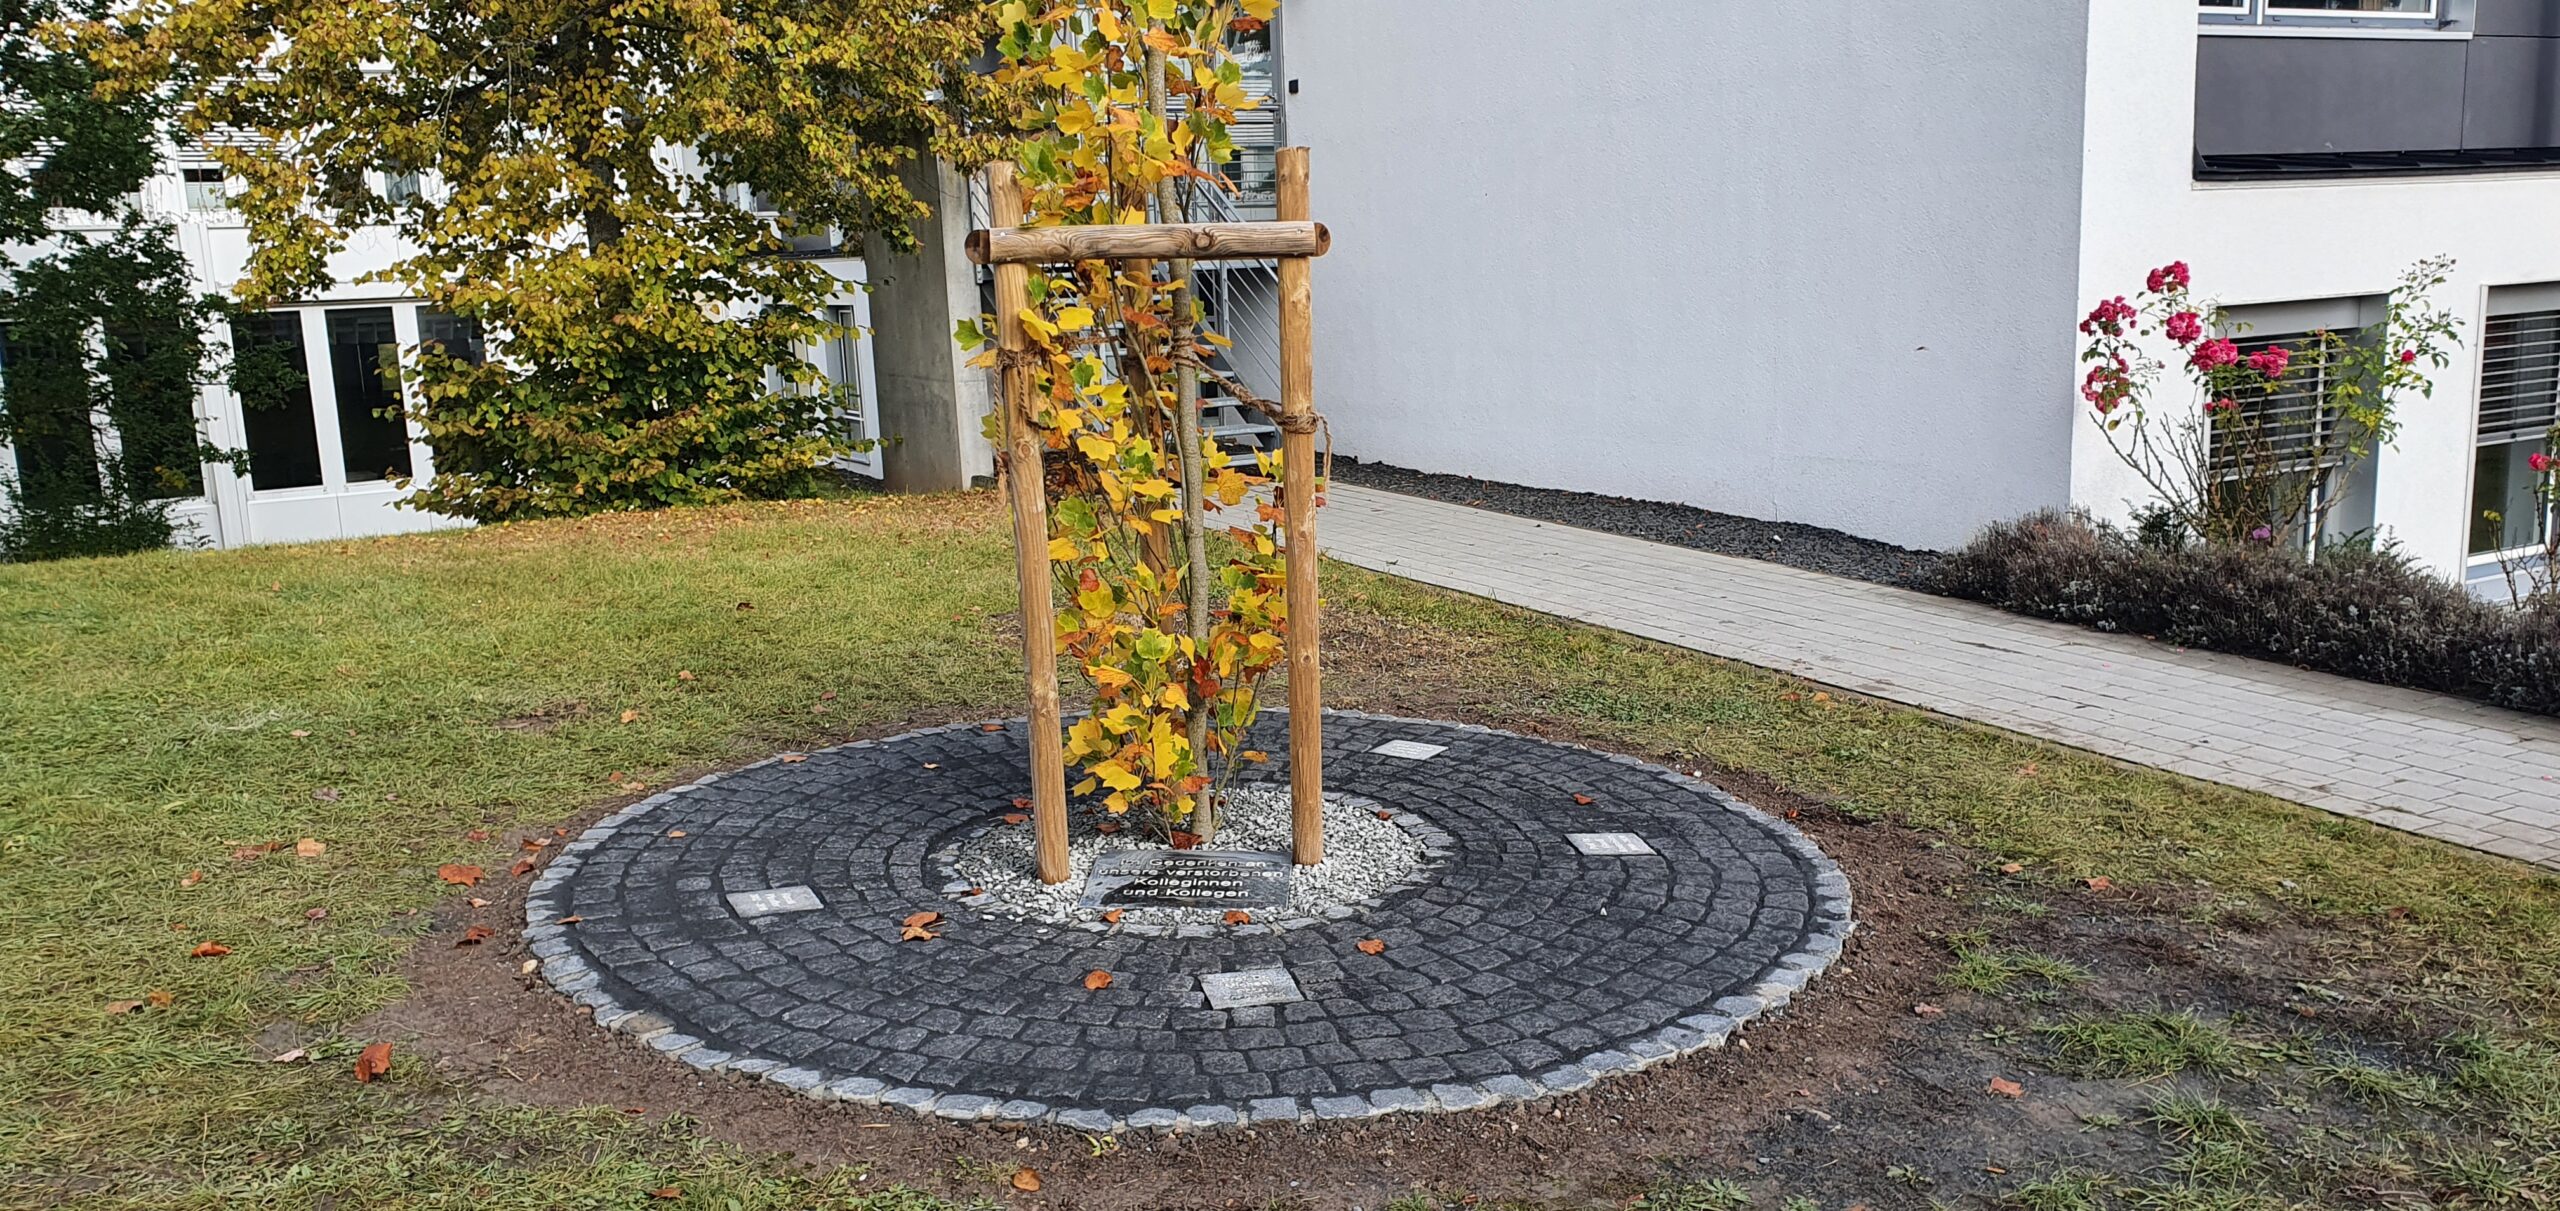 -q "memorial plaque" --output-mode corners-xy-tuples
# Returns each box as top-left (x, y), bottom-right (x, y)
(726, 885), (824, 916)
(1371, 739), (1448, 760)
(1566, 831), (1657, 857)
(1077, 849), (1292, 909)
(1200, 966), (1305, 1010)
